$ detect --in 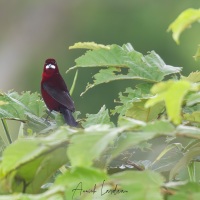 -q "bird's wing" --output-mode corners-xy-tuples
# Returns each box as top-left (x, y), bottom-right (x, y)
(42, 82), (75, 112)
